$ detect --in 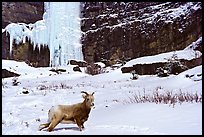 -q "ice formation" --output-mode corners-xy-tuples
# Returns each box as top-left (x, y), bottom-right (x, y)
(3, 2), (83, 67)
